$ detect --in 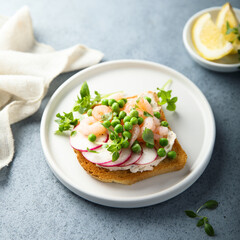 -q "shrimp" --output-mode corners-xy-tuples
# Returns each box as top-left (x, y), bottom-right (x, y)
(108, 92), (124, 101)
(153, 116), (161, 127)
(92, 105), (112, 121)
(78, 116), (107, 136)
(137, 97), (154, 116)
(129, 125), (140, 146)
(153, 126), (169, 141)
(123, 98), (137, 114)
